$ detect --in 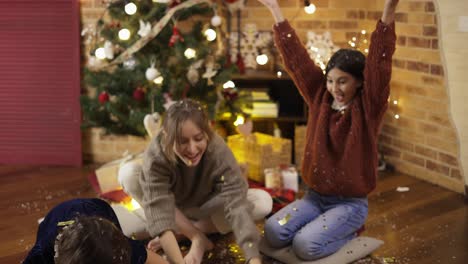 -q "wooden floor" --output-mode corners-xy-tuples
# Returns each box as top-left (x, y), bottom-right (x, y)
(0, 165), (467, 264)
